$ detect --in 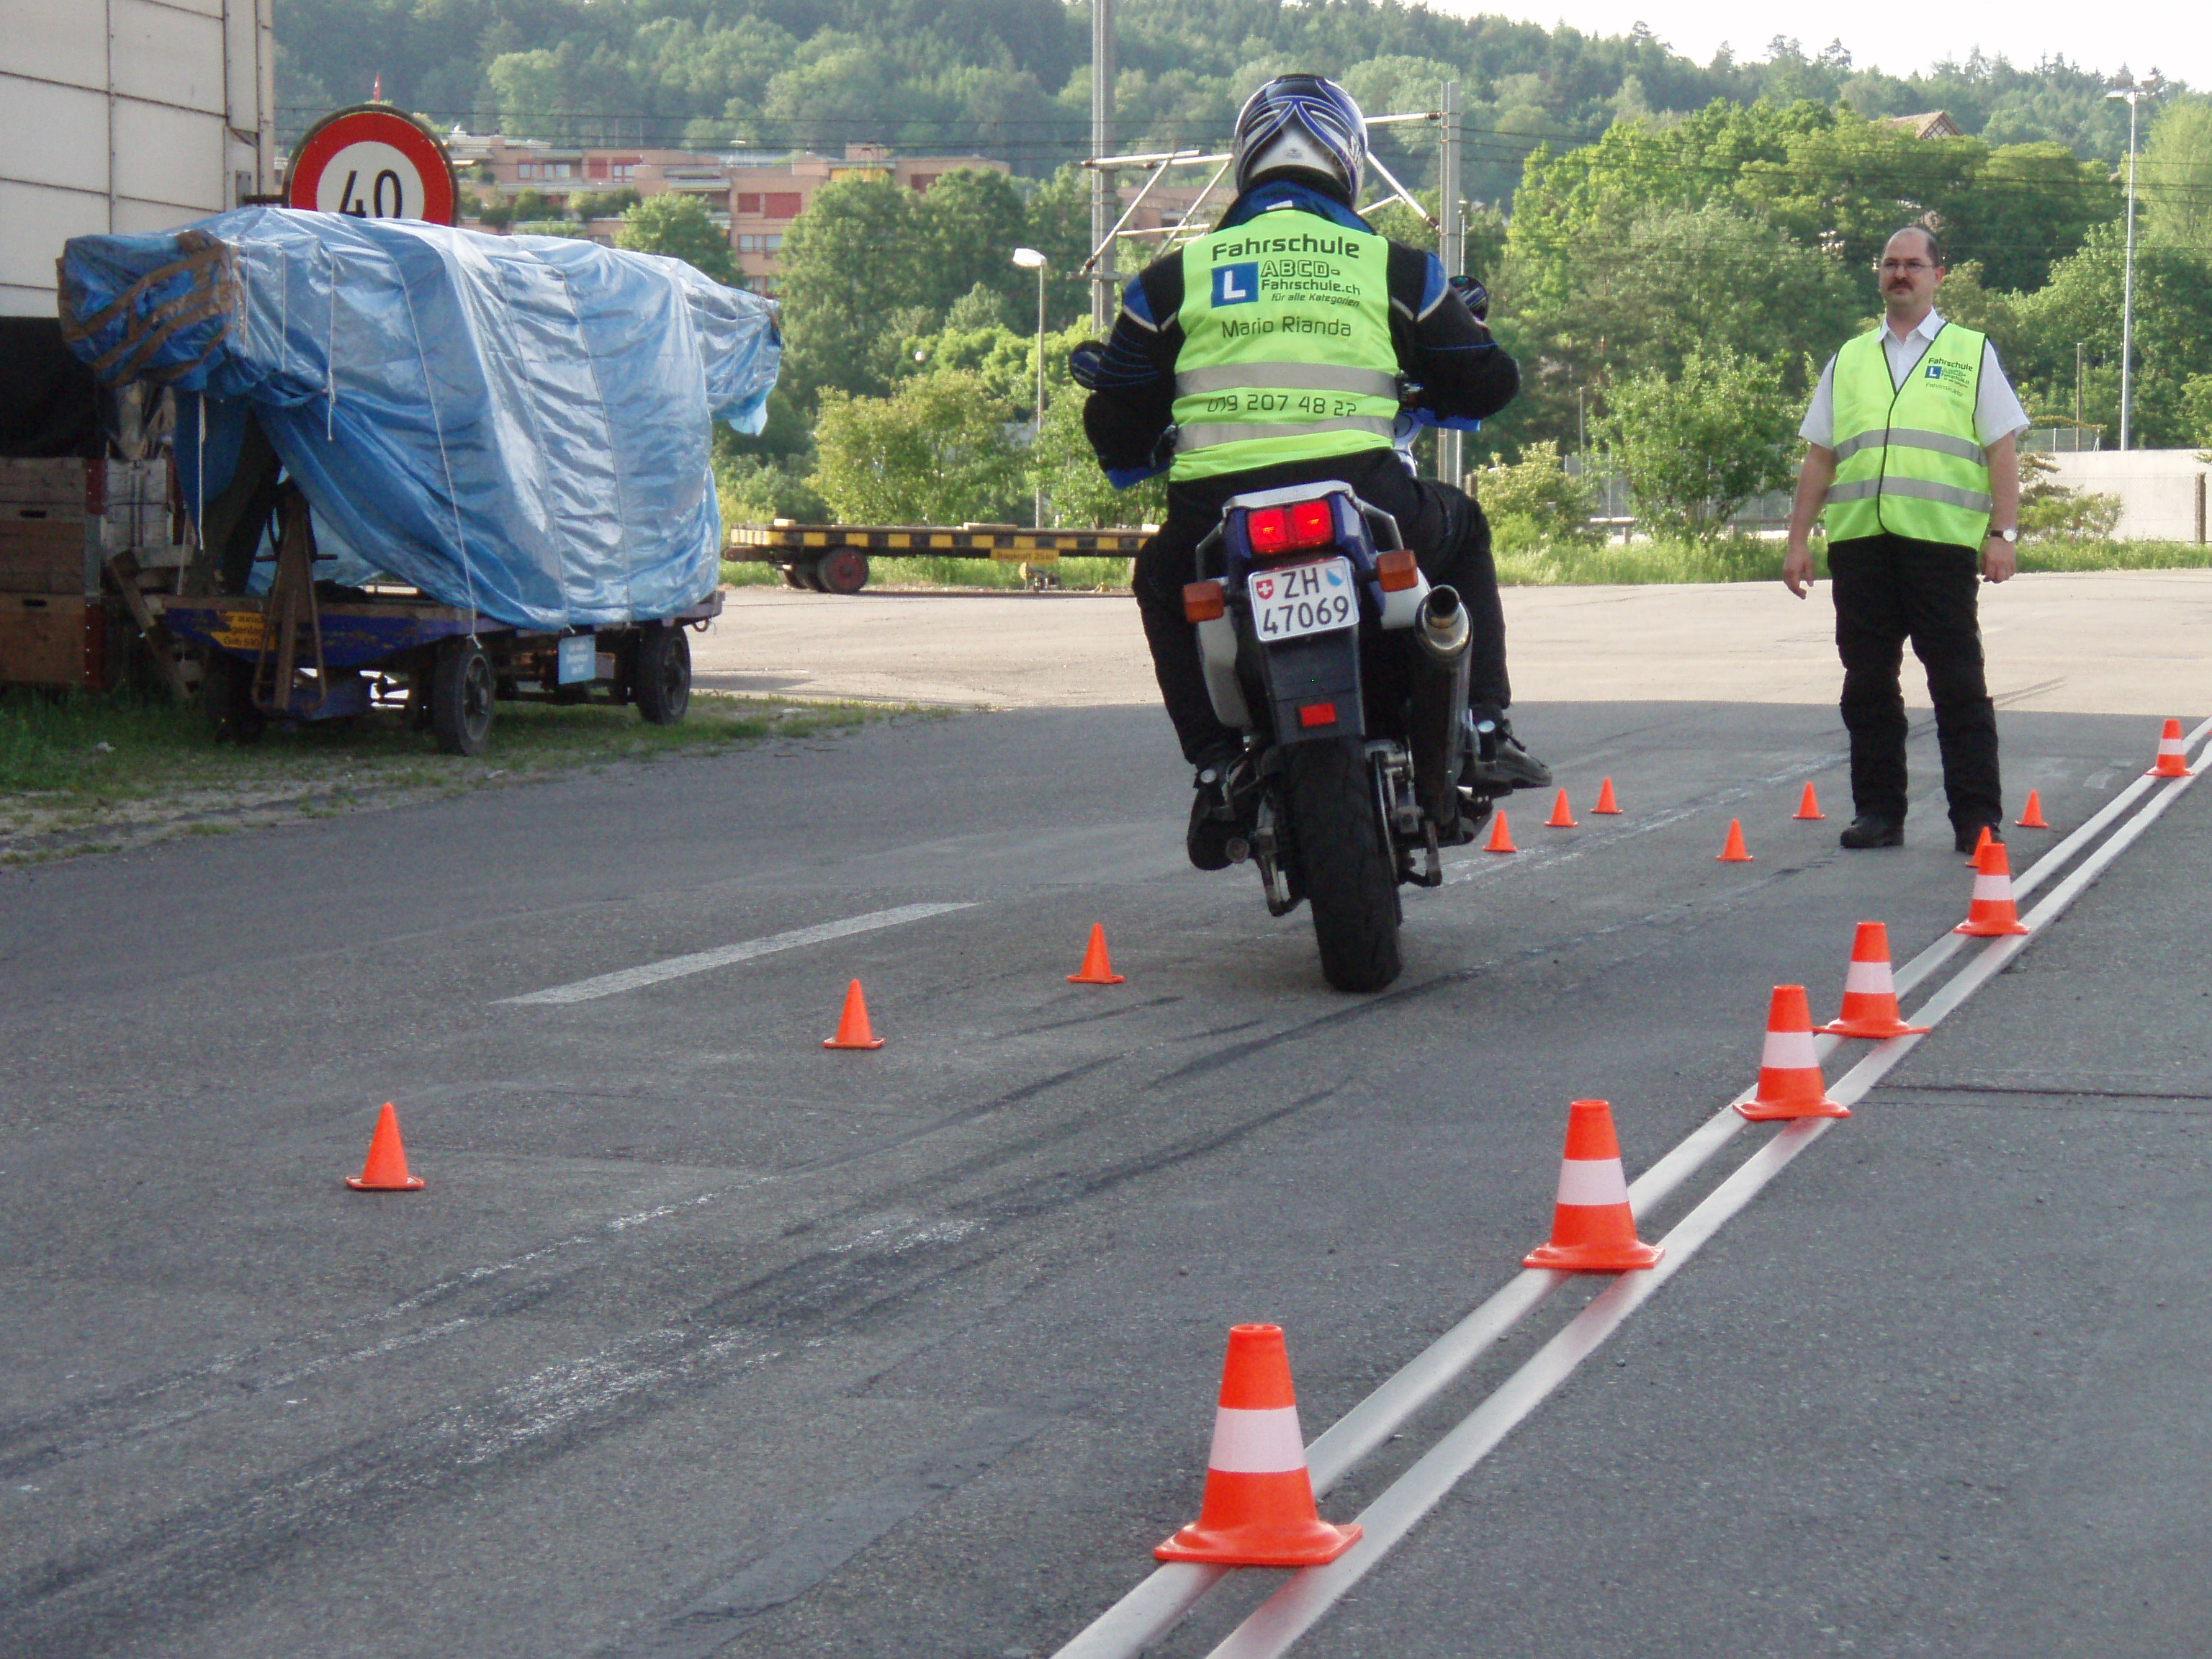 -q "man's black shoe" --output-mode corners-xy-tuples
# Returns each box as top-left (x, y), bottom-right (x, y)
(1463, 710), (1552, 793)
(1954, 822), (2004, 855)
(1185, 747), (1251, 872)
(1838, 815), (1904, 849)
